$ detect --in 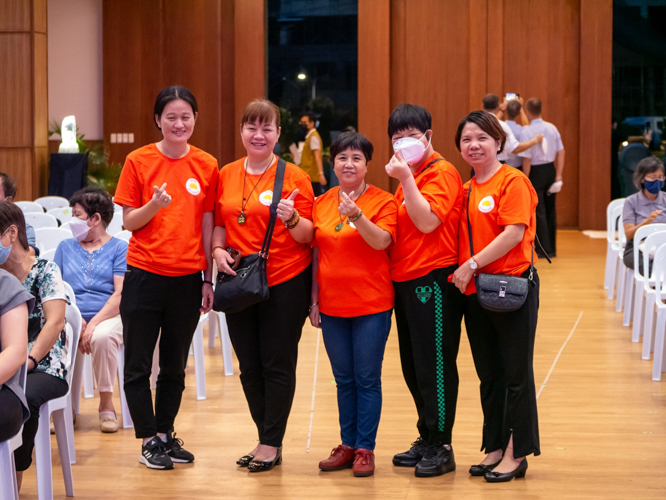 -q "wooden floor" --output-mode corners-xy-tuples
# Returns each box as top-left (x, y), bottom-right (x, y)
(17, 231), (666, 499)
